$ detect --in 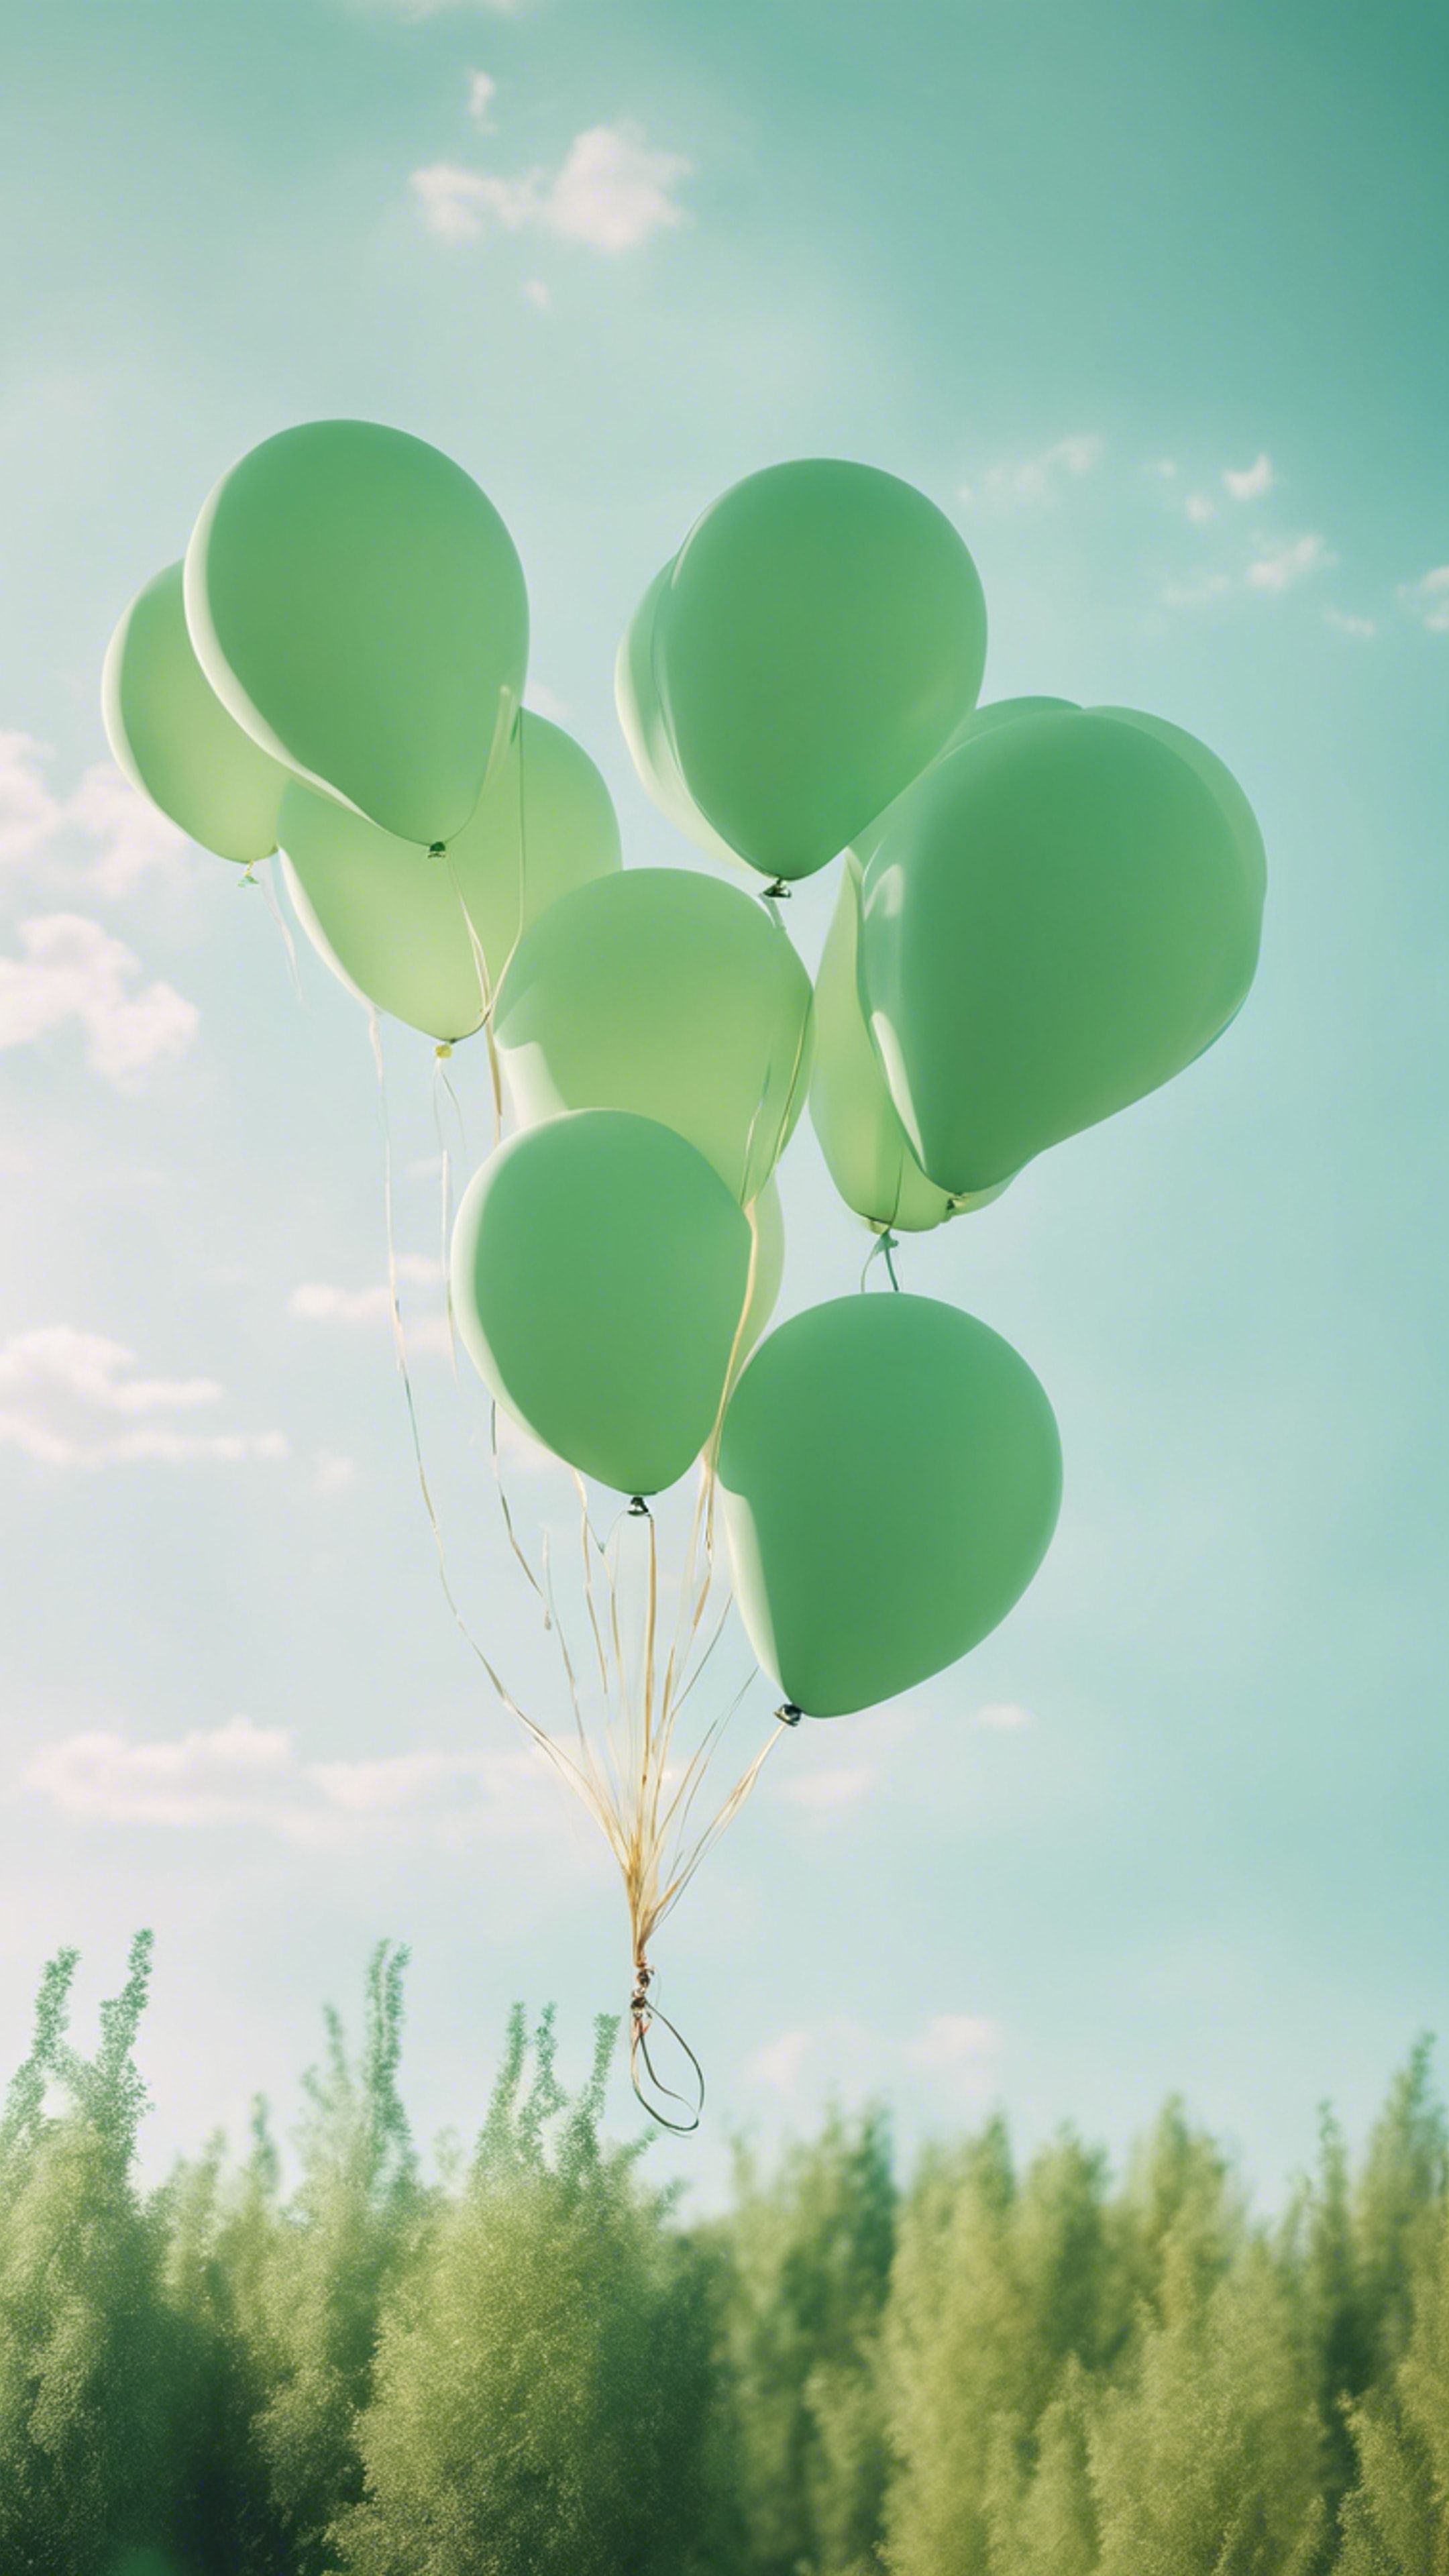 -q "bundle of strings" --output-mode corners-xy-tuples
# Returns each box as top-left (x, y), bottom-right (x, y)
(358, 818), (814, 2133)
